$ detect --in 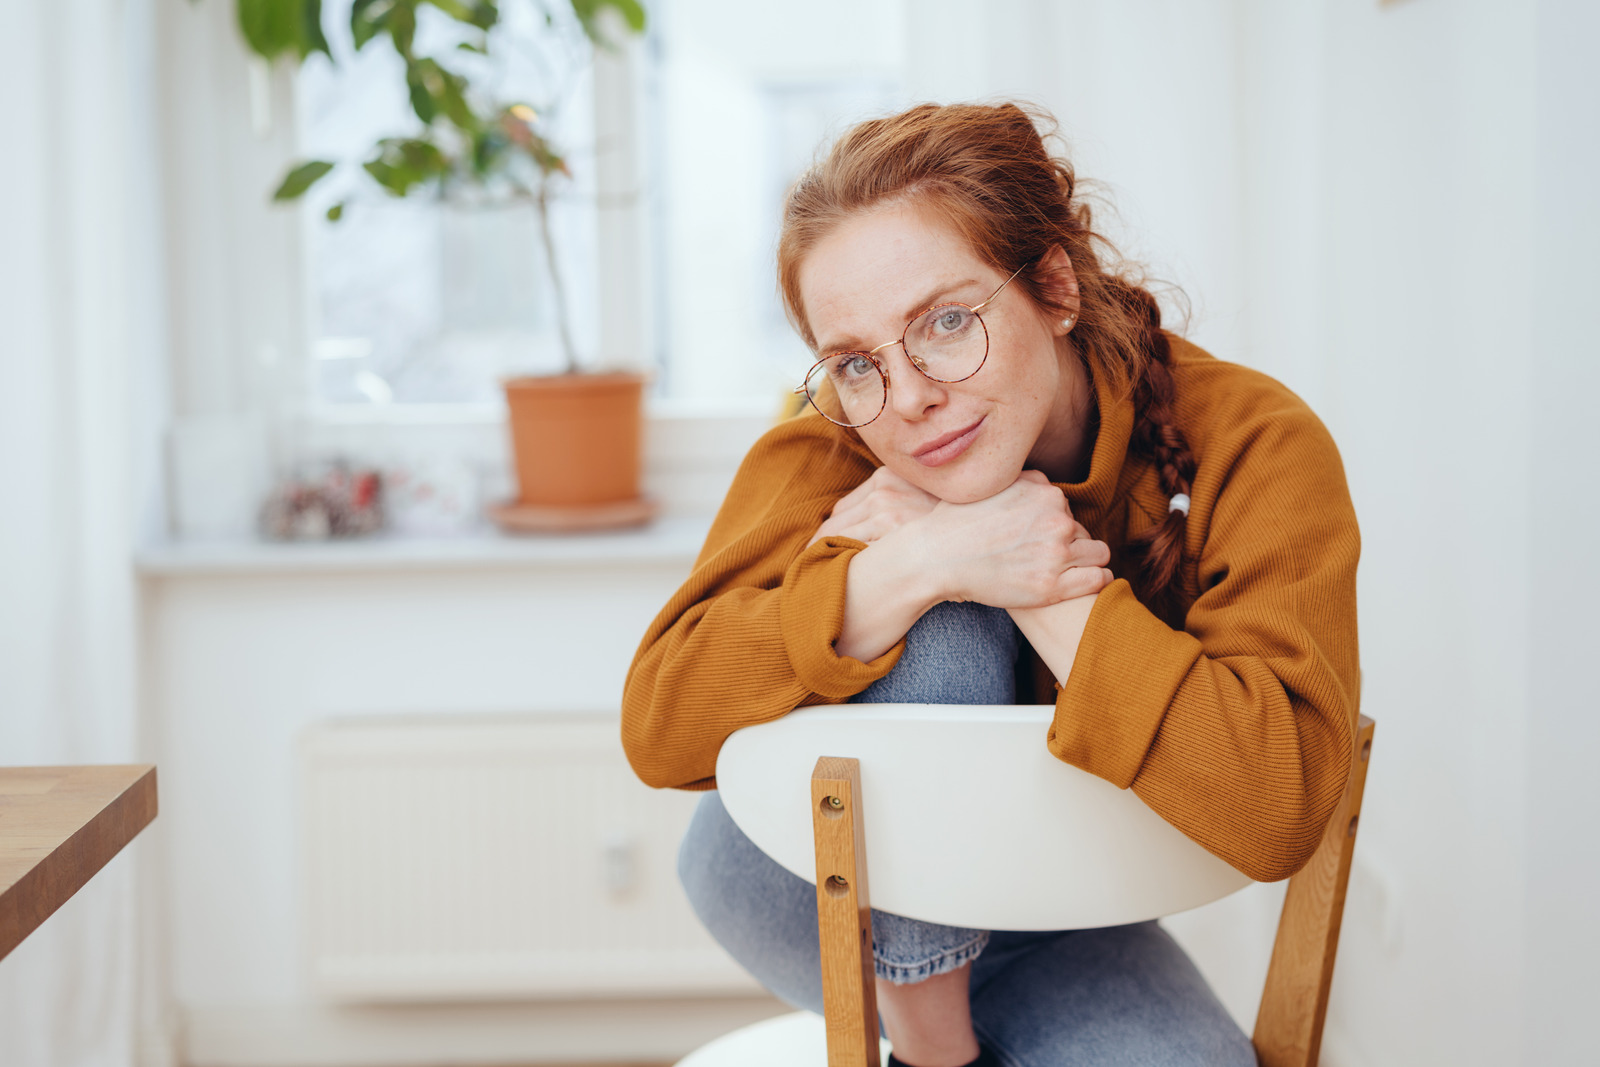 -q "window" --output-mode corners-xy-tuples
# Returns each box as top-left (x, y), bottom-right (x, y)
(294, 0), (909, 410)
(295, 1), (602, 405)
